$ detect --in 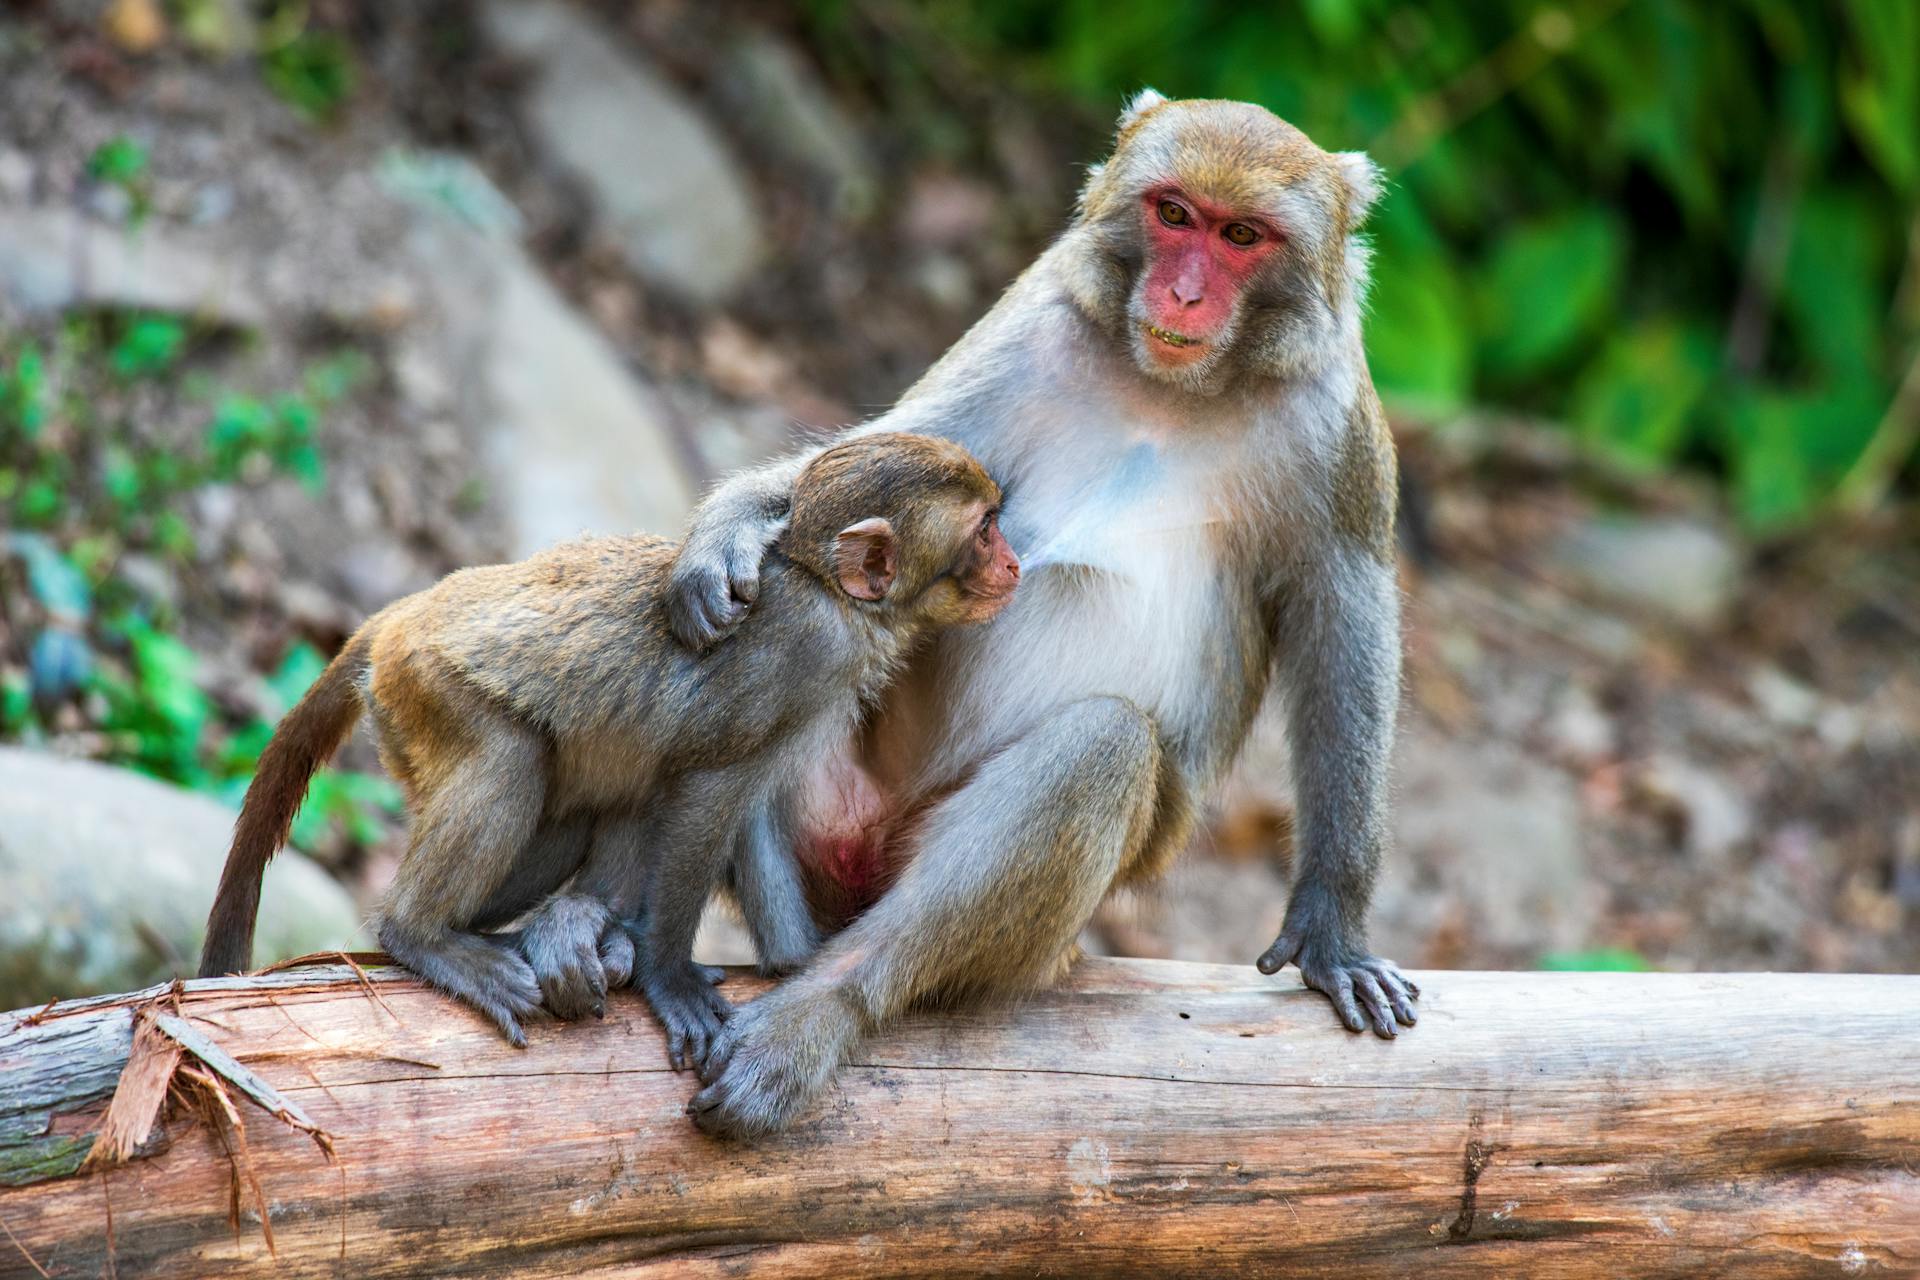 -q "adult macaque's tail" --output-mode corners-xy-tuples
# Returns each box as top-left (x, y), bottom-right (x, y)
(197, 630), (373, 977)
